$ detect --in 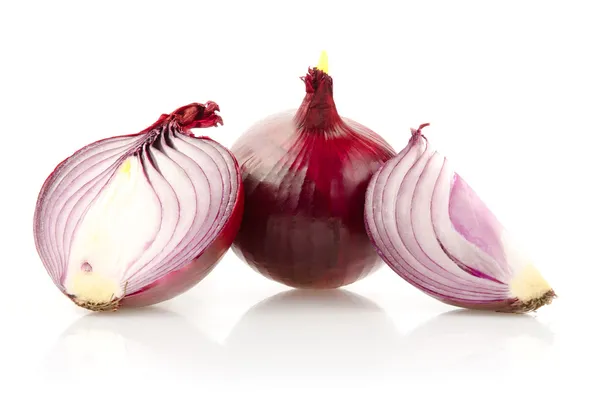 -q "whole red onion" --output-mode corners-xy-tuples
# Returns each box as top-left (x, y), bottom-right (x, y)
(34, 102), (243, 311)
(231, 53), (395, 288)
